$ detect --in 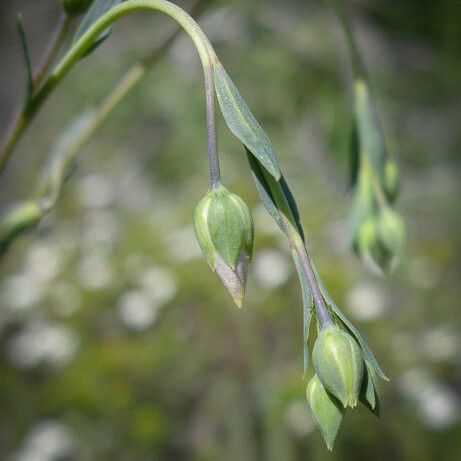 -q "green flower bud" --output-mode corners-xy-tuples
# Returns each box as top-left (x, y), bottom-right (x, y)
(355, 217), (392, 274)
(306, 374), (344, 451)
(383, 159), (400, 203)
(312, 325), (364, 408)
(377, 206), (405, 258)
(0, 201), (43, 255)
(61, 0), (93, 16)
(193, 184), (254, 308)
